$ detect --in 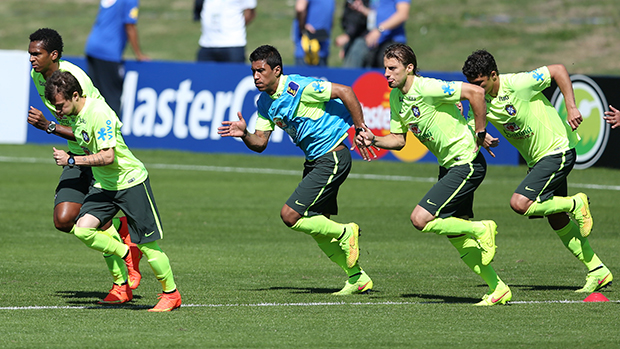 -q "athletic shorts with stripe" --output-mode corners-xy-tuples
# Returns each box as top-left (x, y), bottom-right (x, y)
(54, 158), (95, 207)
(78, 177), (164, 244)
(419, 152), (487, 219)
(286, 145), (352, 217)
(515, 148), (575, 203)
